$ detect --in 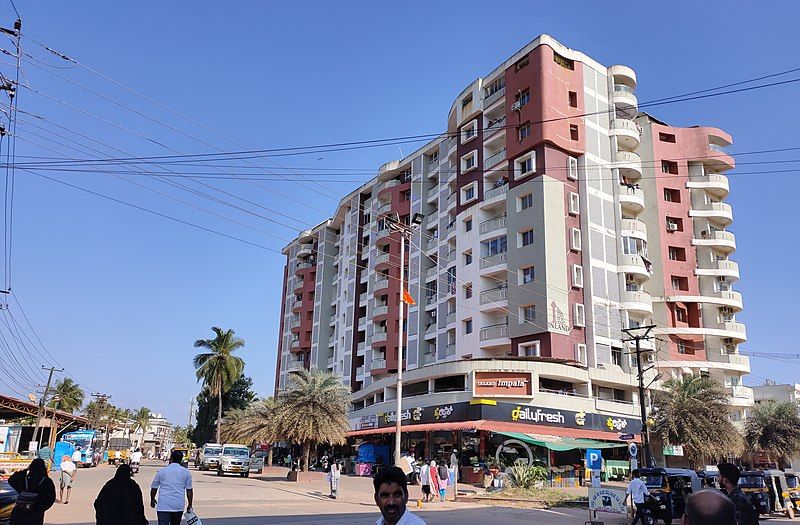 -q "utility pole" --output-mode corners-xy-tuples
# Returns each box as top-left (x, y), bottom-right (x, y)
(387, 212), (424, 465)
(92, 393), (112, 449)
(31, 366), (63, 452)
(622, 325), (656, 468)
(188, 397), (195, 428)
